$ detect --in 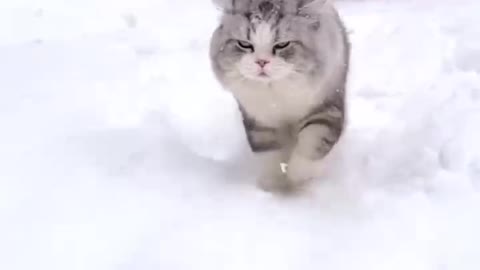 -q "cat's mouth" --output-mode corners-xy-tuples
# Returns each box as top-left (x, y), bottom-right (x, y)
(255, 71), (273, 82)
(258, 71), (269, 77)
